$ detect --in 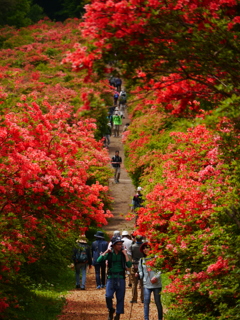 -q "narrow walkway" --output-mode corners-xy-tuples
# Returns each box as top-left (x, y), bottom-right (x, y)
(104, 110), (135, 235)
(58, 110), (155, 320)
